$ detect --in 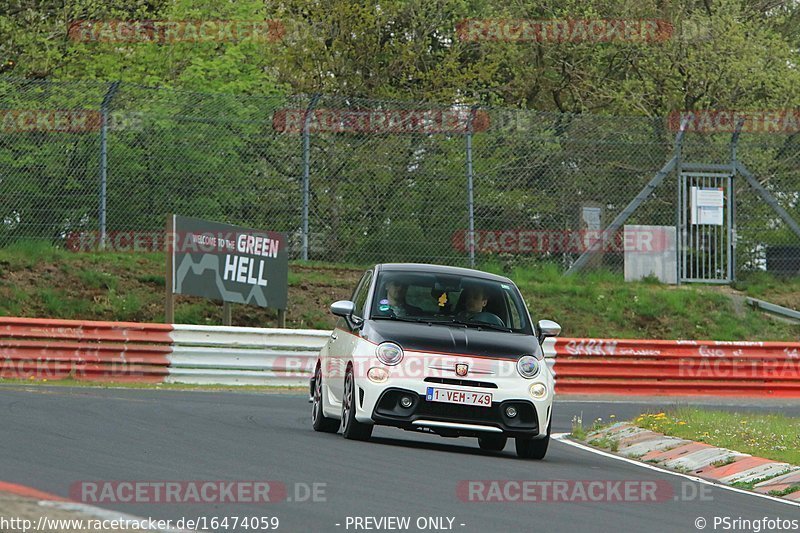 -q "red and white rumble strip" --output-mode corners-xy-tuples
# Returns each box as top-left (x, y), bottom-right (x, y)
(578, 423), (800, 503)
